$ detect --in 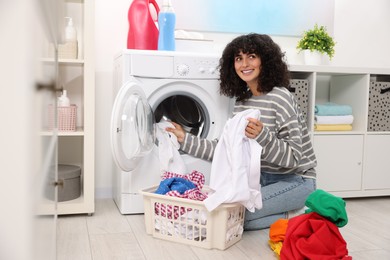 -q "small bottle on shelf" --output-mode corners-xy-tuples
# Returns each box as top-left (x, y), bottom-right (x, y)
(58, 90), (70, 107)
(58, 17), (78, 59)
